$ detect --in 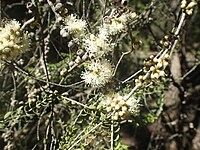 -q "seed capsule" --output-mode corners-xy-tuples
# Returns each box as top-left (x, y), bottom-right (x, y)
(69, 61), (75, 67)
(75, 56), (82, 64)
(82, 53), (88, 61)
